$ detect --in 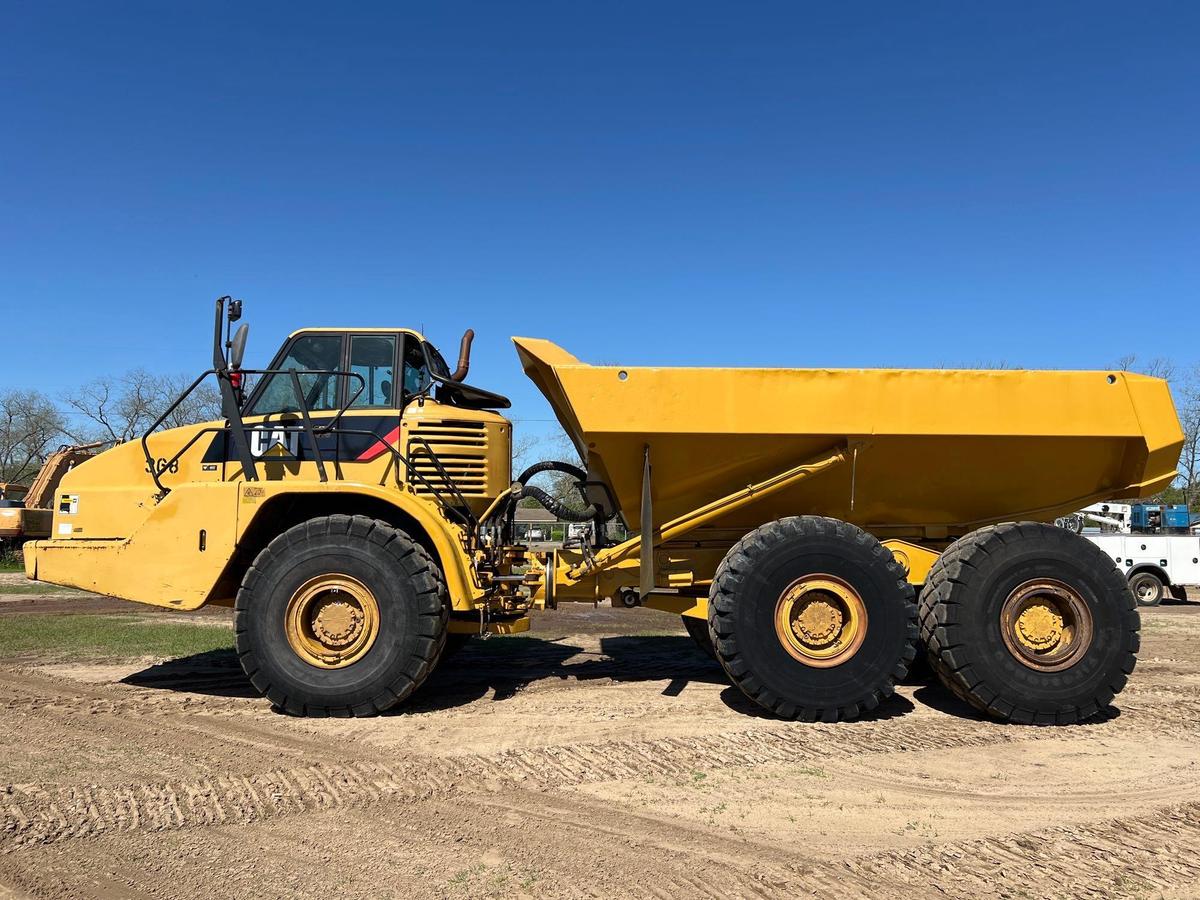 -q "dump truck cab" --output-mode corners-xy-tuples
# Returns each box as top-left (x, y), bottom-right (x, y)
(234, 325), (513, 518)
(27, 301), (519, 631)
